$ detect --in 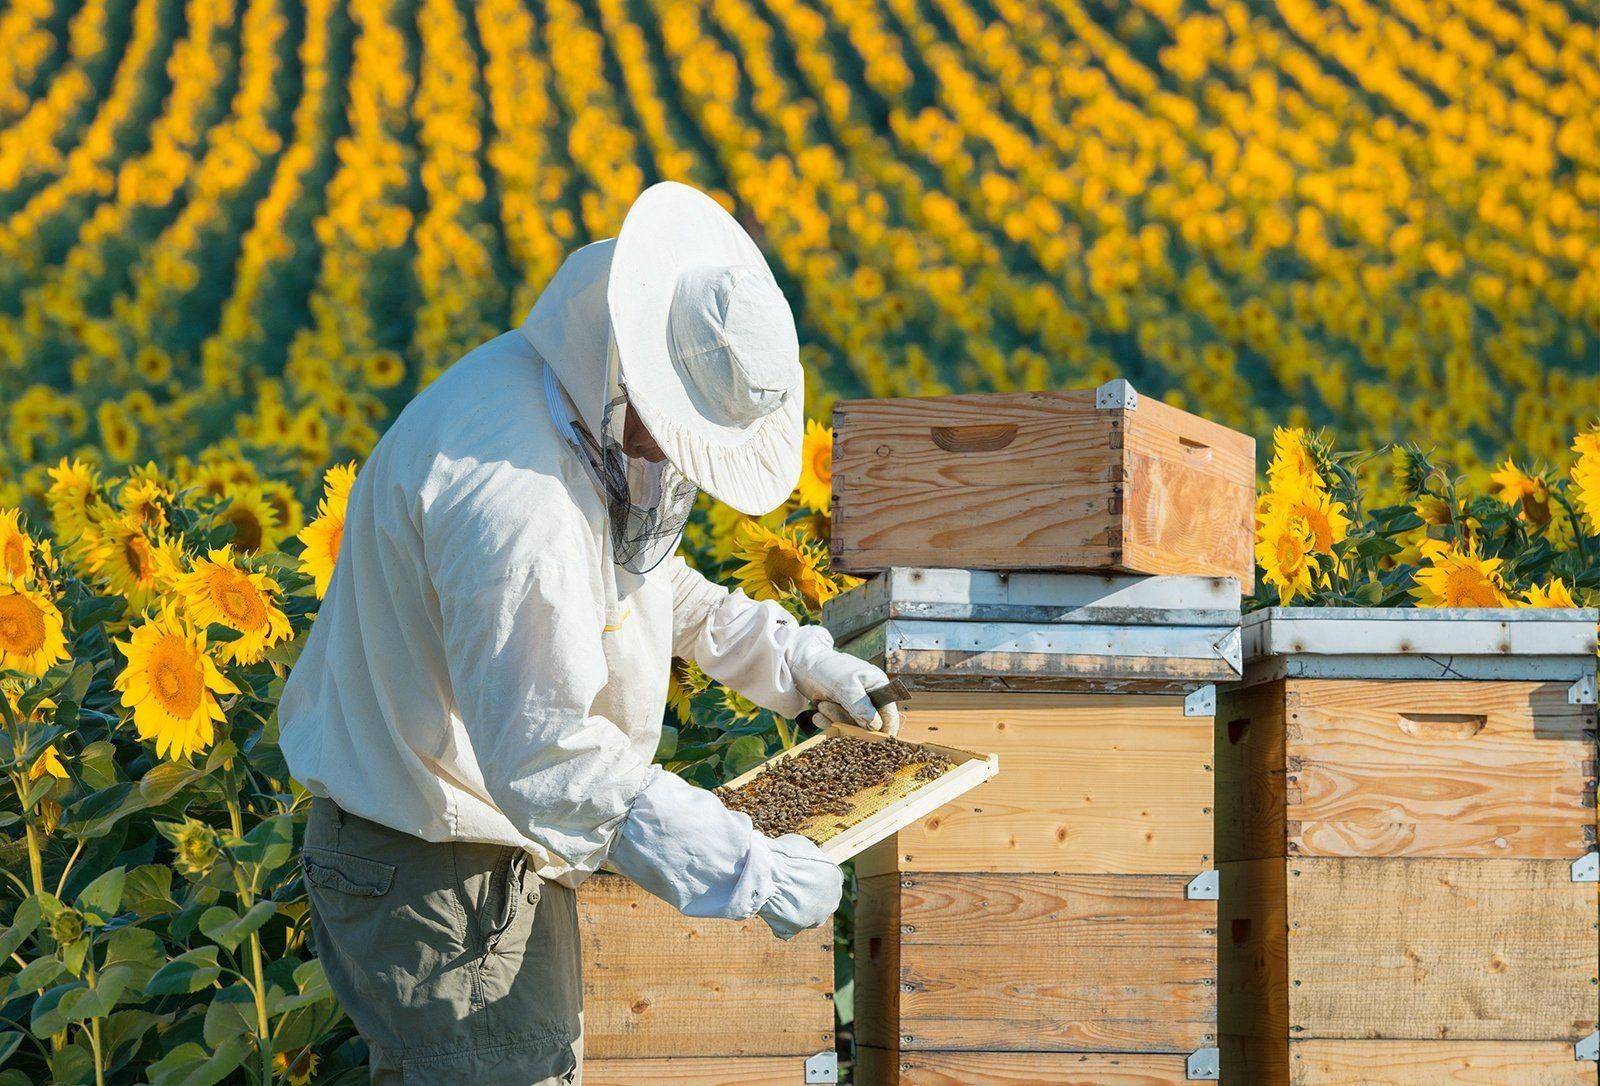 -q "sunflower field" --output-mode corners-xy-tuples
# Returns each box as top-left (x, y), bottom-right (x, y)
(0, 0), (1599, 1078)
